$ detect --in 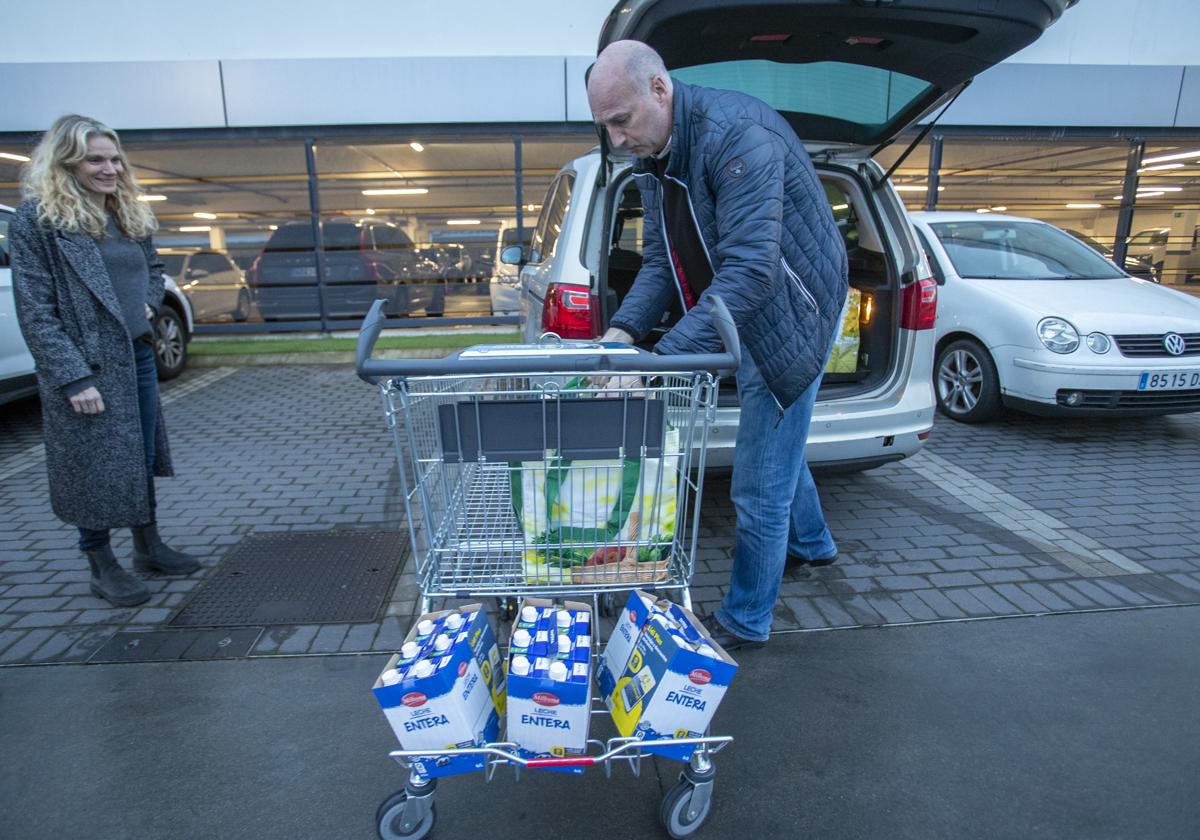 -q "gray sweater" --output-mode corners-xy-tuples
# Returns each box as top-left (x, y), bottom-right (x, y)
(65, 216), (153, 397)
